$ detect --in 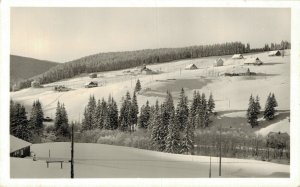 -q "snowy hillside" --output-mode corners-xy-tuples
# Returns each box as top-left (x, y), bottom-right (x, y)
(10, 51), (290, 121)
(11, 142), (289, 178)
